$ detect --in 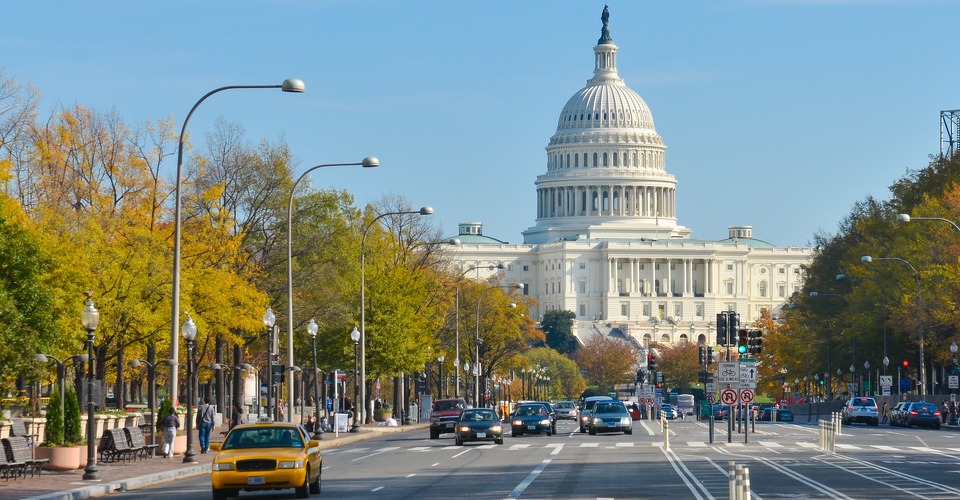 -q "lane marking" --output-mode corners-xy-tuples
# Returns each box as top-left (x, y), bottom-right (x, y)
(351, 446), (399, 462)
(507, 444), (563, 498)
(660, 444), (713, 499)
(579, 442), (599, 447)
(372, 486), (384, 492)
(754, 456), (854, 500)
